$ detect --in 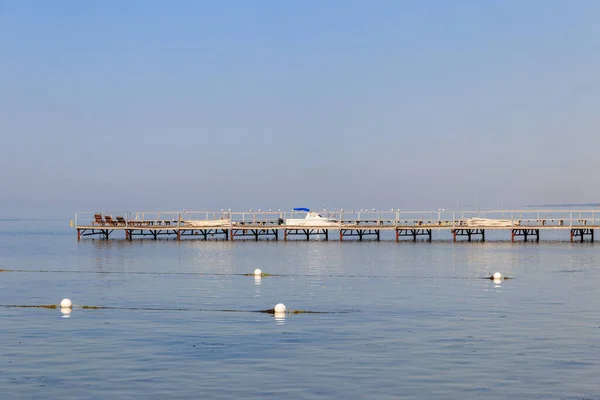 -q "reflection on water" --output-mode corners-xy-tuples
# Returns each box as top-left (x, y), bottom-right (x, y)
(254, 276), (261, 299)
(1, 220), (600, 399)
(60, 307), (72, 318)
(273, 312), (286, 326)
